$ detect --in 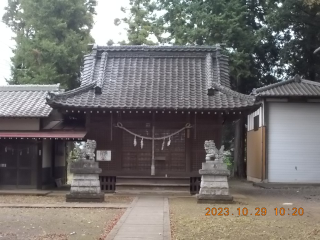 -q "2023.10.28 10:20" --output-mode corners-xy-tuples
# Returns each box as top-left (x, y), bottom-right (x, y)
(205, 207), (304, 216)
